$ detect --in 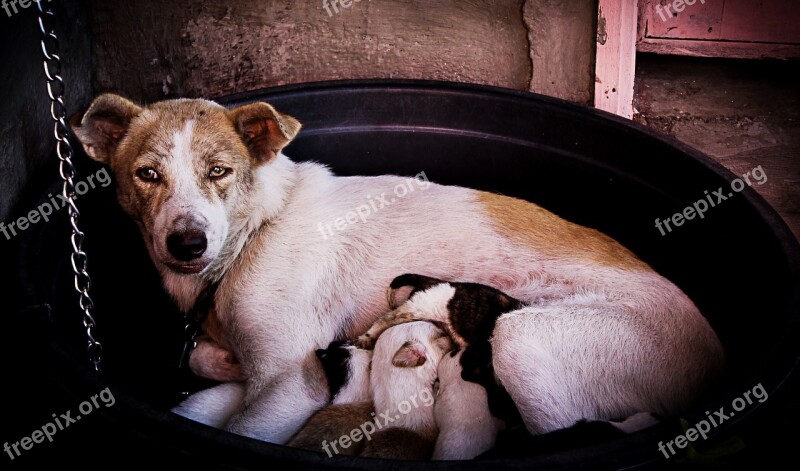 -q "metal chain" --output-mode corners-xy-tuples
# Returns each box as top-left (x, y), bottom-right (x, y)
(36, 0), (103, 372)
